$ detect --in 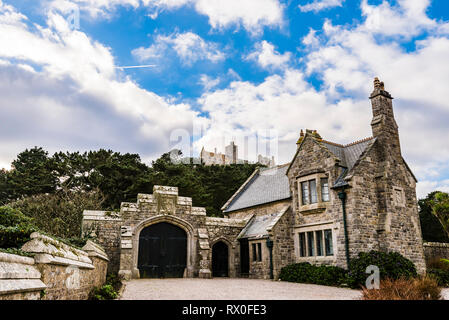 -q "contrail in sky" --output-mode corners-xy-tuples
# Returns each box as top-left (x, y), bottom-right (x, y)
(115, 65), (156, 69)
